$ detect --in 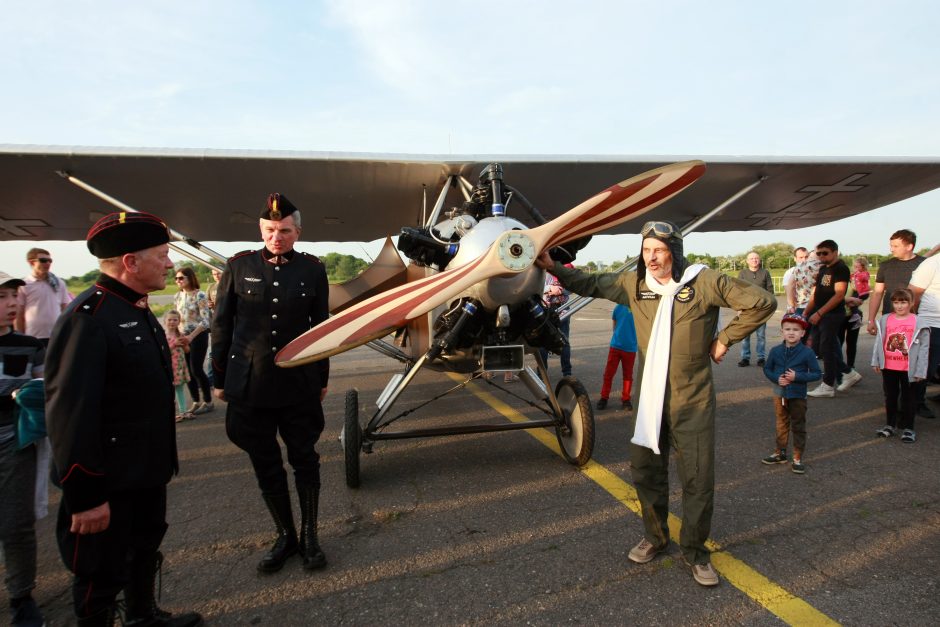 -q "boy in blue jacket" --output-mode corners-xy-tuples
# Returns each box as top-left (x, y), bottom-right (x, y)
(761, 313), (821, 474)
